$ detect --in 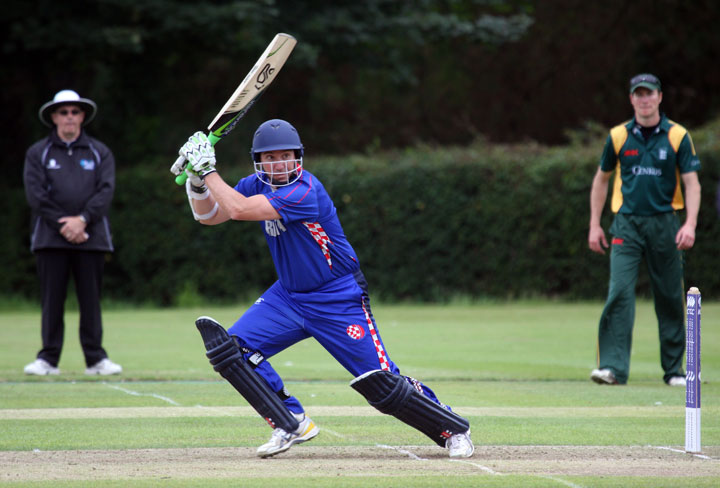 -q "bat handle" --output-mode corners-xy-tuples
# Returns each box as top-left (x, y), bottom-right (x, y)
(174, 155), (189, 185)
(174, 132), (222, 185)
